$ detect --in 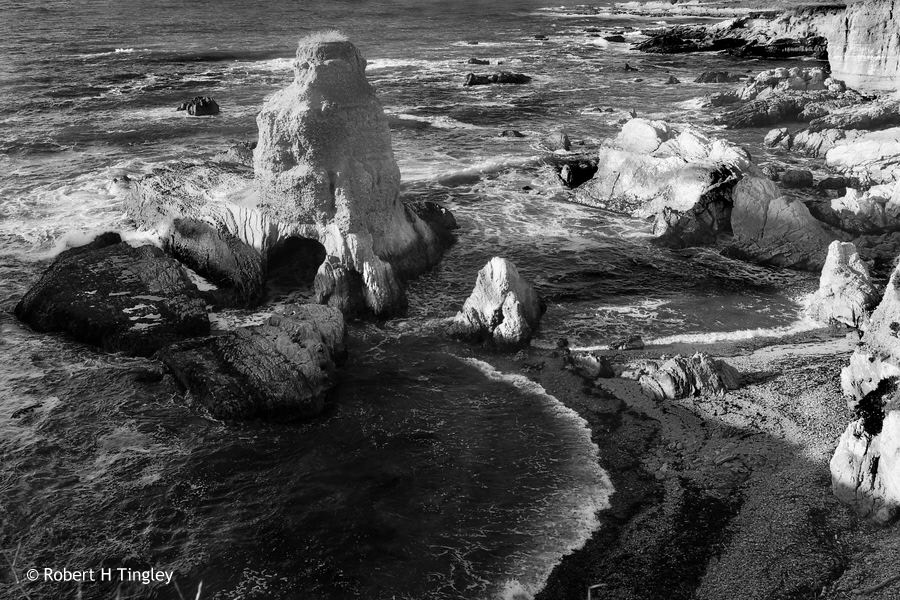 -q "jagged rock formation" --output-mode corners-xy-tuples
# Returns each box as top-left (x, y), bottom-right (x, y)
(619, 353), (741, 400)
(177, 96), (219, 116)
(158, 304), (345, 420)
(806, 241), (877, 328)
(463, 72), (531, 86)
(15, 233), (209, 356)
(449, 257), (543, 346)
(831, 260), (900, 522)
(730, 176), (840, 269)
(826, 0), (900, 92)
(253, 37), (451, 317)
(575, 118), (752, 247)
(634, 6), (840, 58)
(812, 182), (900, 235)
